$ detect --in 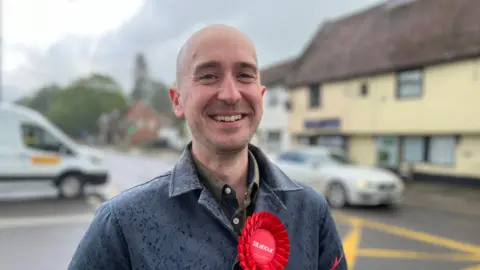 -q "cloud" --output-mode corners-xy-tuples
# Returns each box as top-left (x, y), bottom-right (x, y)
(2, 0), (382, 101)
